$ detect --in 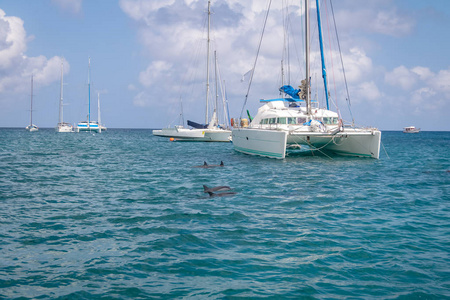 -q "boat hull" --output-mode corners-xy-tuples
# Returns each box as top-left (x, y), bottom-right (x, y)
(56, 123), (74, 133)
(232, 128), (288, 158)
(76, 122), (101, 132)
(232, 127), (381, 159)
(153, 128), (231, 142)
(26, 125), (38, 132)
